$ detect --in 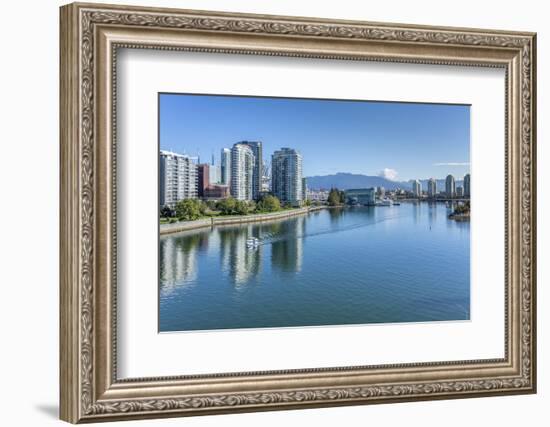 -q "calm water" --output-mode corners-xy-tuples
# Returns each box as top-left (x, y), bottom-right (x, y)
(159, 202), (470, 332)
